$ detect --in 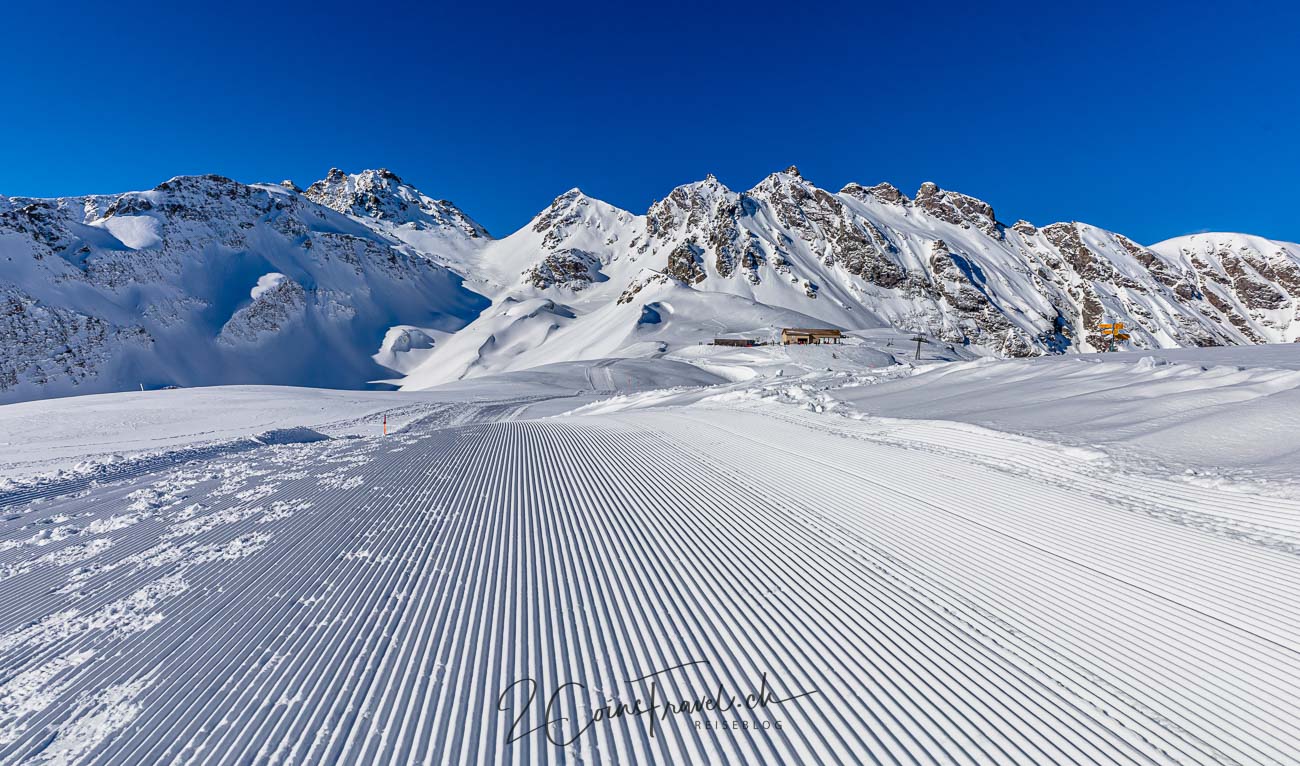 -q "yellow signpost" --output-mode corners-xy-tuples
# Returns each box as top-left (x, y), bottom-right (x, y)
(1098, 322), (1129, 351)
